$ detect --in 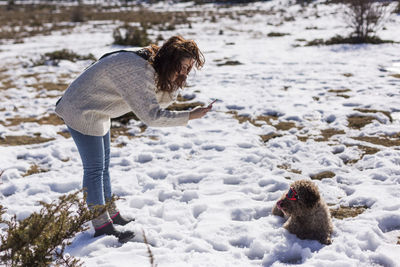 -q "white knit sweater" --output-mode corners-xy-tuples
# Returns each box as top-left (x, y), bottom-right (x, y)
(55, 52), (190, 136)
